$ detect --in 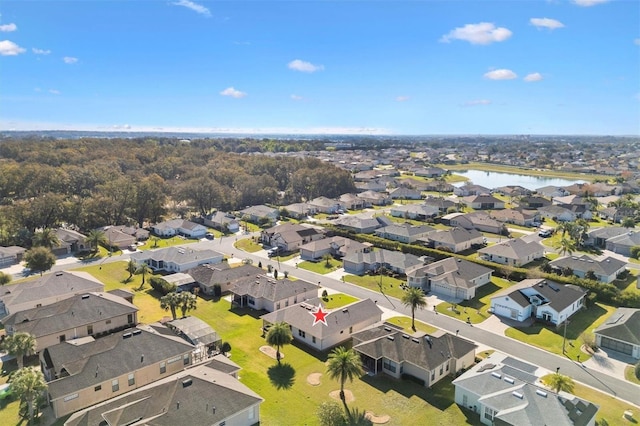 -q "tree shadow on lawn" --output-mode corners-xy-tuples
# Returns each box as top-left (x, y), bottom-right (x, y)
(458, 406), (484, 426)
(289, 339), (330, 363)
(360, 374), (456, 411)
(267, 362), (296, 390)
(229, 306), (268, 320)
